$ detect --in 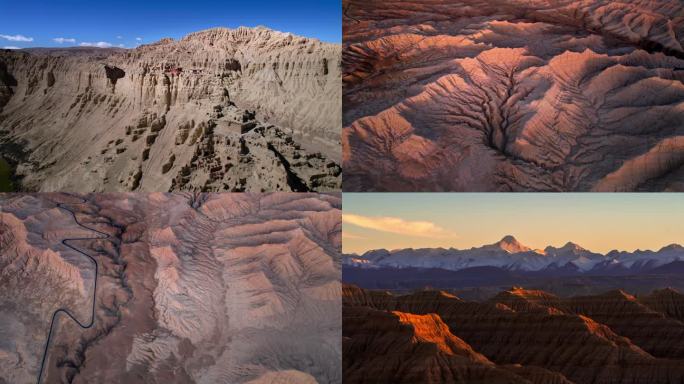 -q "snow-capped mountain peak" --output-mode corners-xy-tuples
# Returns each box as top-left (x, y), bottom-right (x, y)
(343, 236), (684, 275)
(487, 235), (532, 254)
